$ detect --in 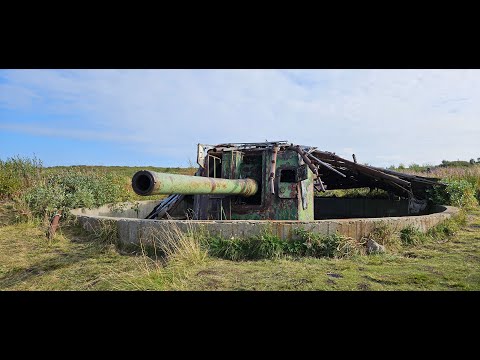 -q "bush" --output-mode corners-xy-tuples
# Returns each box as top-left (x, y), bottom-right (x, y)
(294, 229), (344, 257)
(24, 170), (124, 219)
(427, 215), (463, 240)
(315, 187), (389, 199)
(0, 156), (43, 199)
(427, 179), (478, 209)
(369, 223), (397, 247)
(206, 229), (361, 260)
(207, 236), (247, 261)
(400, 213), (464, 246)
(400, 226), (425, 245)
